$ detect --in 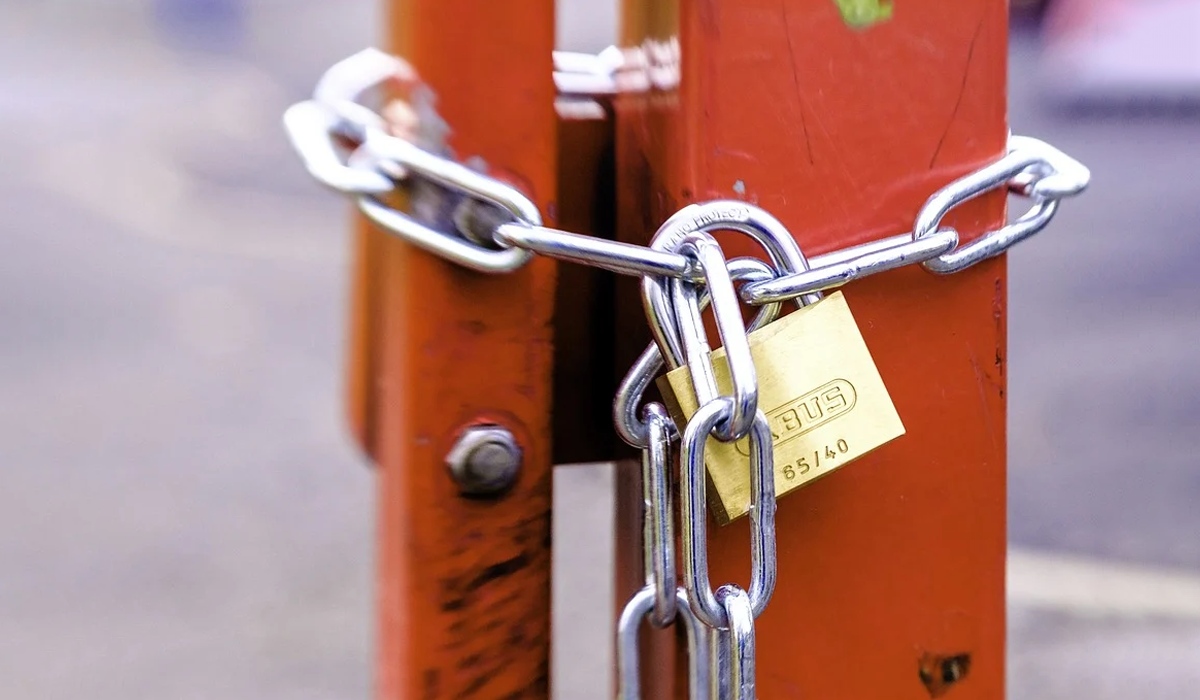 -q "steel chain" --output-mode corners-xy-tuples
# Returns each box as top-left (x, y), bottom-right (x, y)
(616, 402), (711, 700)
(285, 48), (1091, 700)
(284, 49), (1088, 288)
